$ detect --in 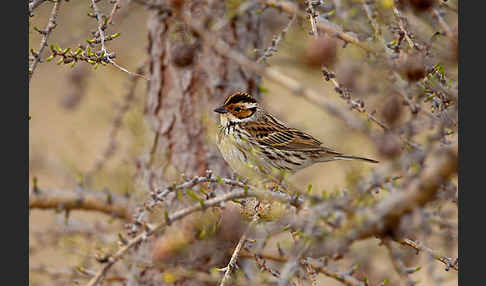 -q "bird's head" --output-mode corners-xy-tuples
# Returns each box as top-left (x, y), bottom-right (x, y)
(214, 92), (261, 125)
